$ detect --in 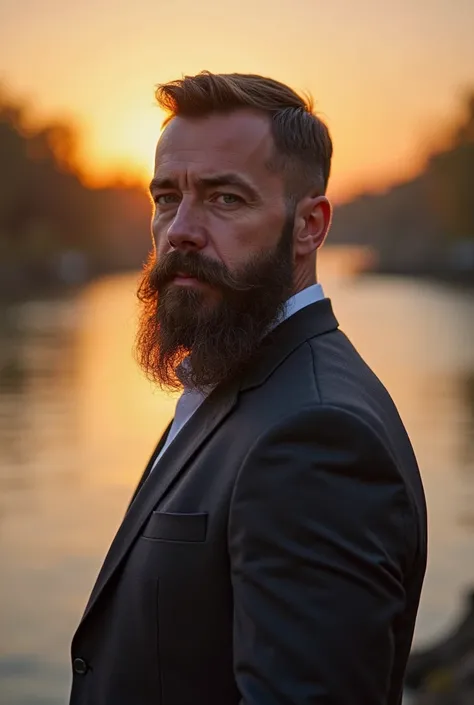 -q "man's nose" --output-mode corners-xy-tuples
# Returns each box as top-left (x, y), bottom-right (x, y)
(166, 203), (207, 252)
